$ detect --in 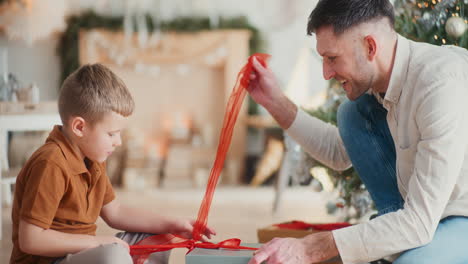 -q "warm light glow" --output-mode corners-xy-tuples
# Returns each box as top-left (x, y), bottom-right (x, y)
(285, 43), (328, 109)
(145, 135), (169, 159)
(161, 111), (193, 141)
(310, 167), (334, 192)
(0, 0), (67, 44)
